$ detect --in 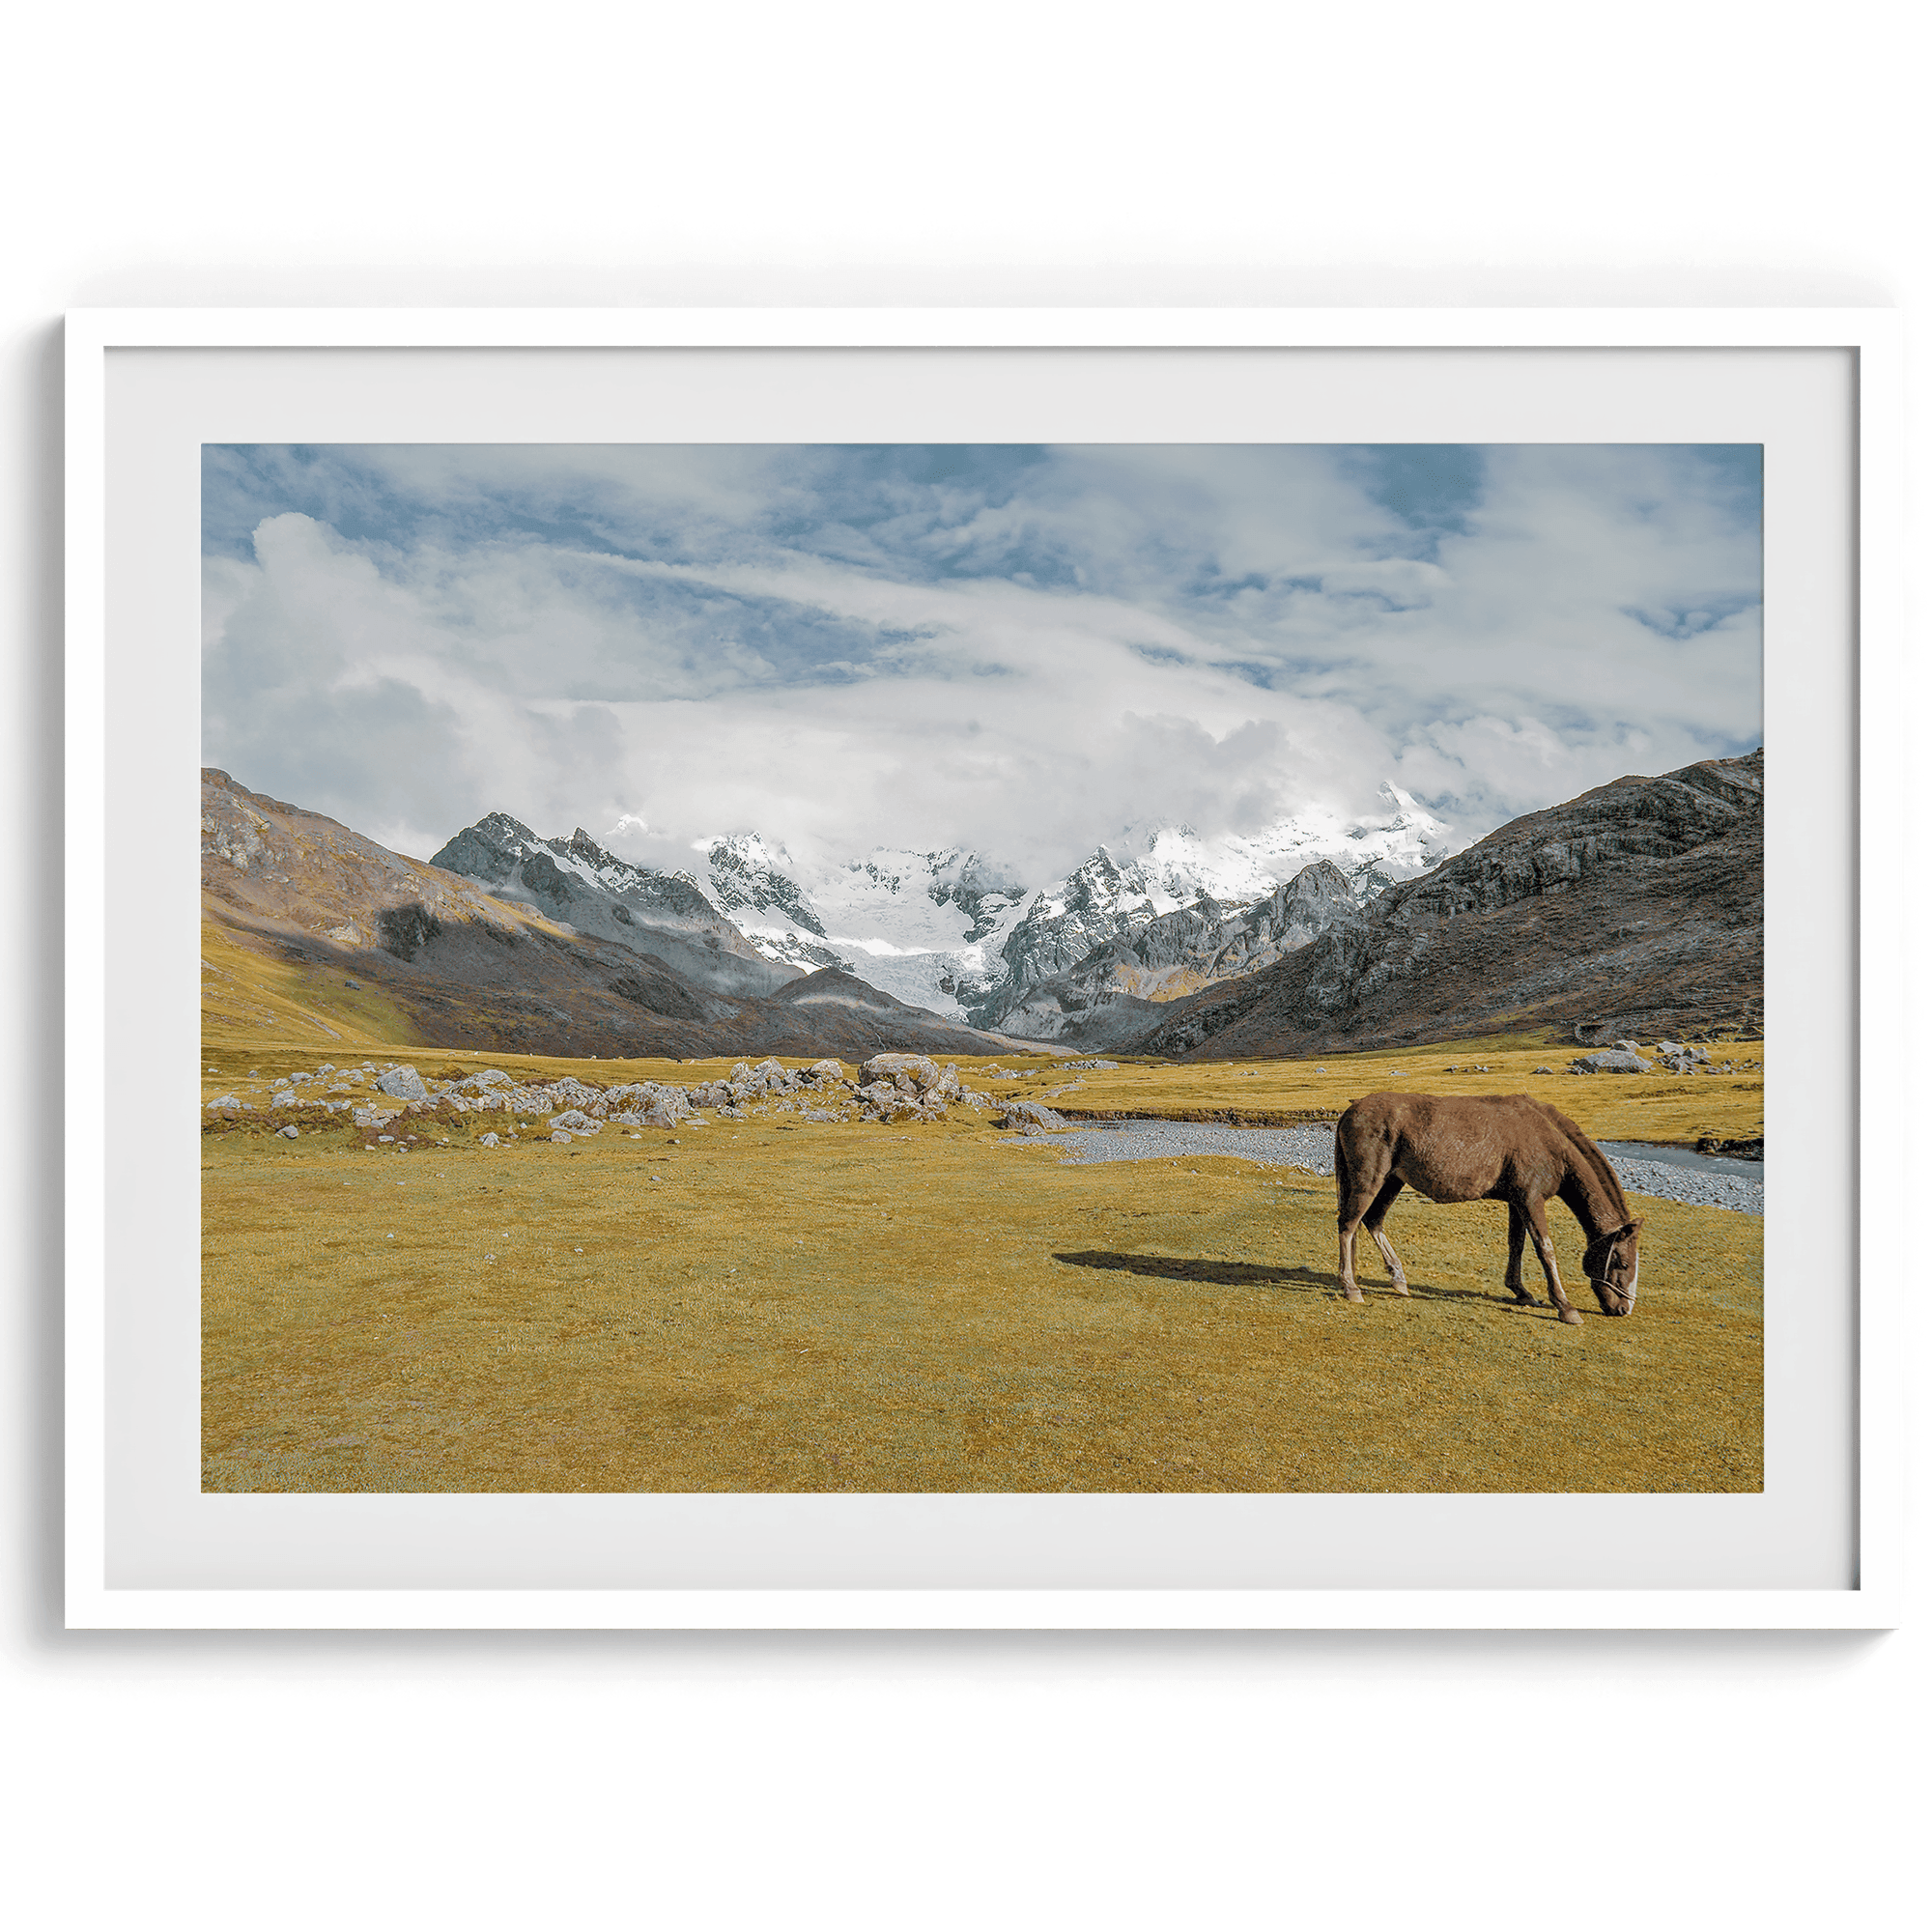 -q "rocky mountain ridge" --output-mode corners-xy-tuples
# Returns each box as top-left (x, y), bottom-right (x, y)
(430, 813), (801, 998)
(1130, 748), (1765, 1058)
